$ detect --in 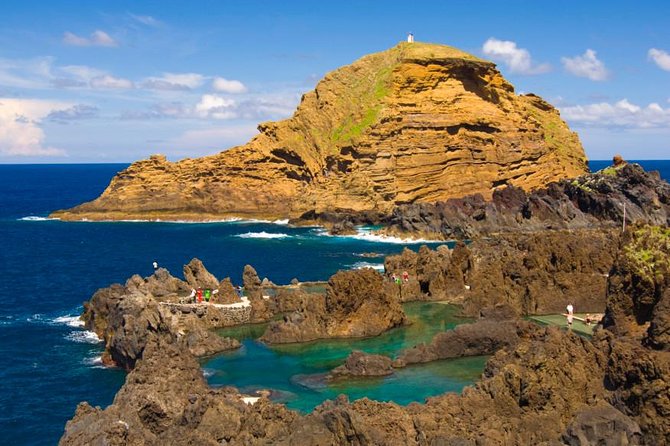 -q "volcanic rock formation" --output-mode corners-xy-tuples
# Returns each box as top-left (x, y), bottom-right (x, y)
(82, 260), (243, 369)
(52, 42), (586, 222)
(260, 268), (407, 344)
(61, 225), (670, 444)
(384, 228), (620, 316)
(385, 160), (670, 239)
